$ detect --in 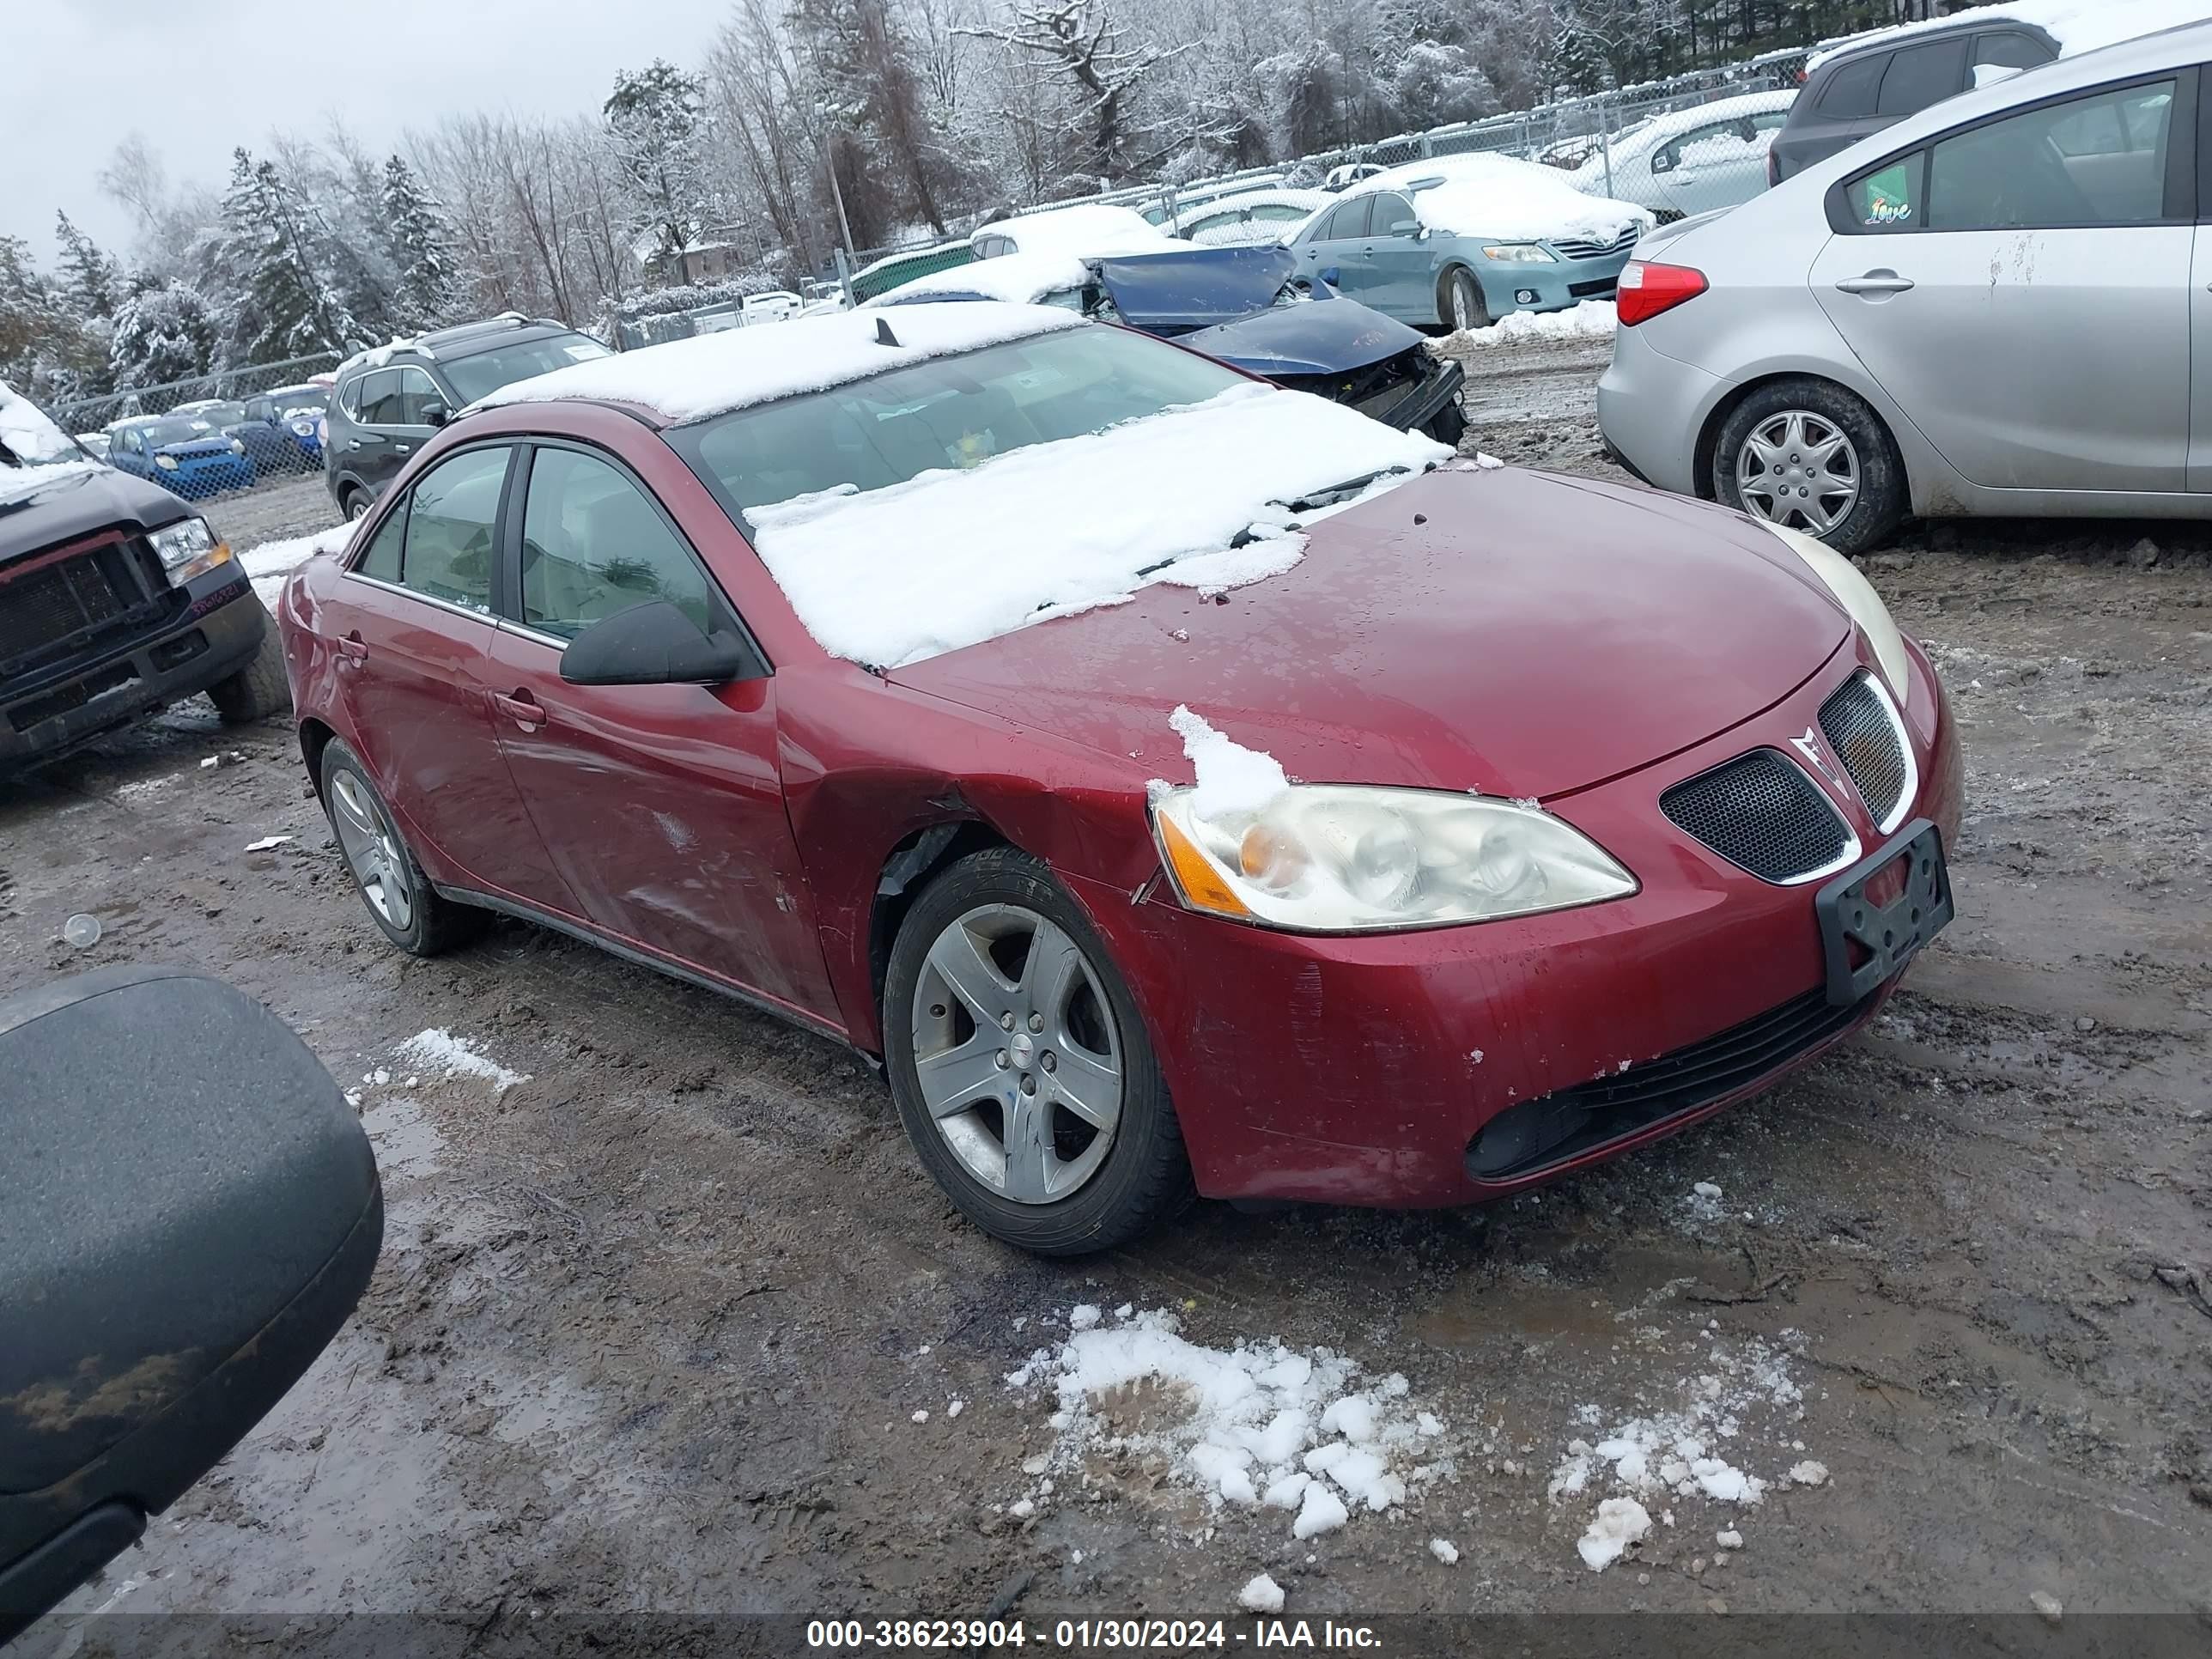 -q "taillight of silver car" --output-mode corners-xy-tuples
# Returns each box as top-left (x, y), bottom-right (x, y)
(1617, 261), (1708, 327)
